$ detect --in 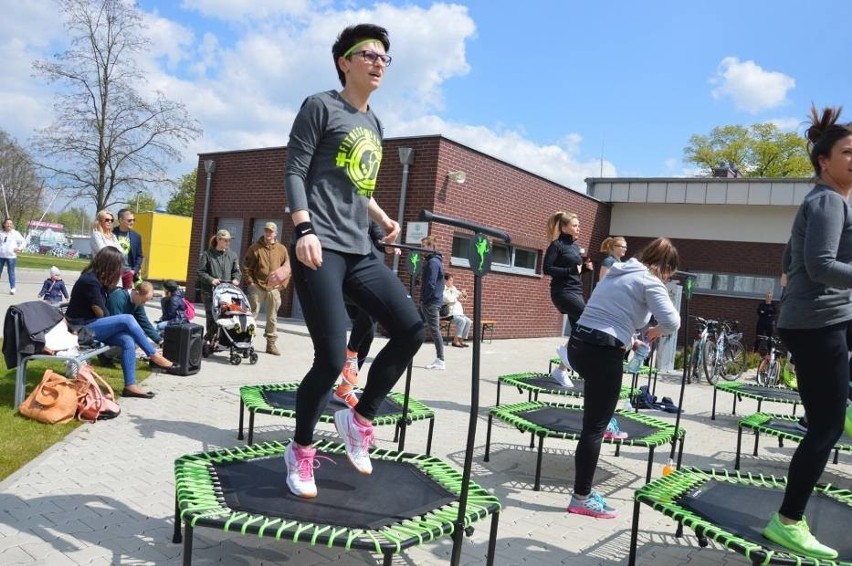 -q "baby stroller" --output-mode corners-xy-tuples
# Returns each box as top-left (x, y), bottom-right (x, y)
(202, 283), (258, 365)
